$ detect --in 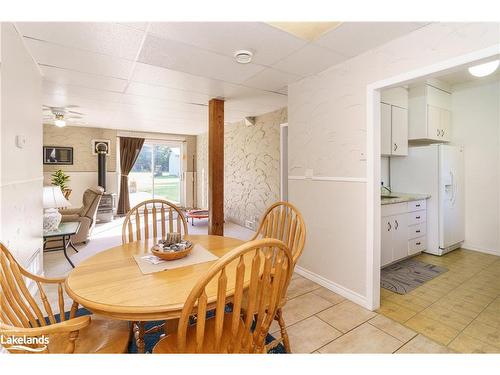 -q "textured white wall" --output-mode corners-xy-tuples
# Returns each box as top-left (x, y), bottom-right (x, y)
(288, 22), (500, 301)
(0, 23), (43, 270)
(196, 107), (287, 227)
(451, 78), (500, 255)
